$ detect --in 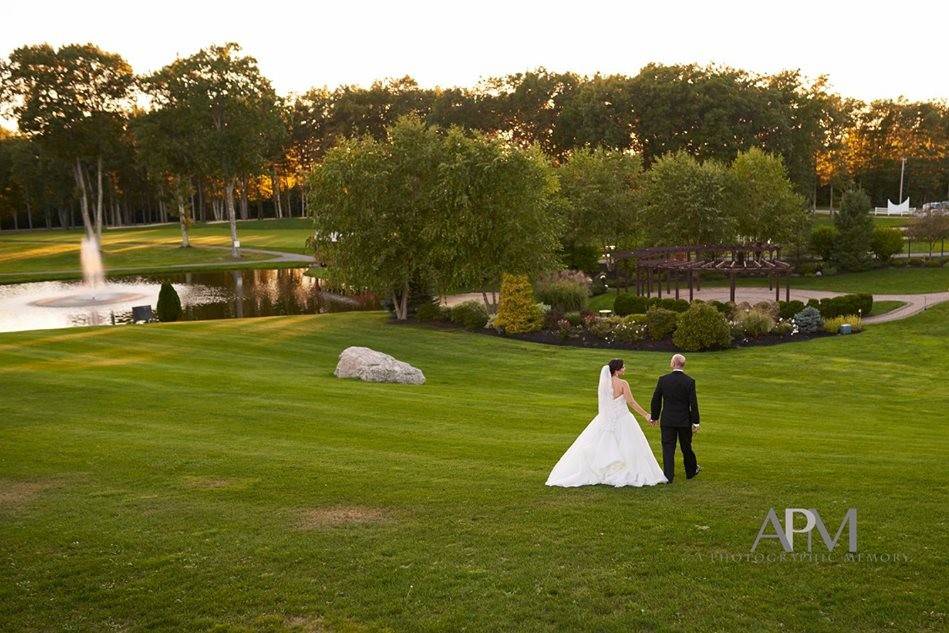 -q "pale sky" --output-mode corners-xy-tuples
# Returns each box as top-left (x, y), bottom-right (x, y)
(1, 0), (947, 104)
